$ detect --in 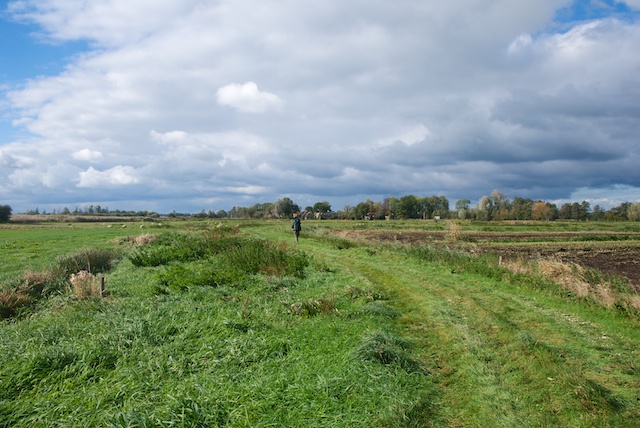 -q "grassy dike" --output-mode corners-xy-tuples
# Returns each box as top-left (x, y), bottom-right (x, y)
(249, 220), (640, 427)
(1, 220), (639, 427)
(1, 223), (433, 427)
